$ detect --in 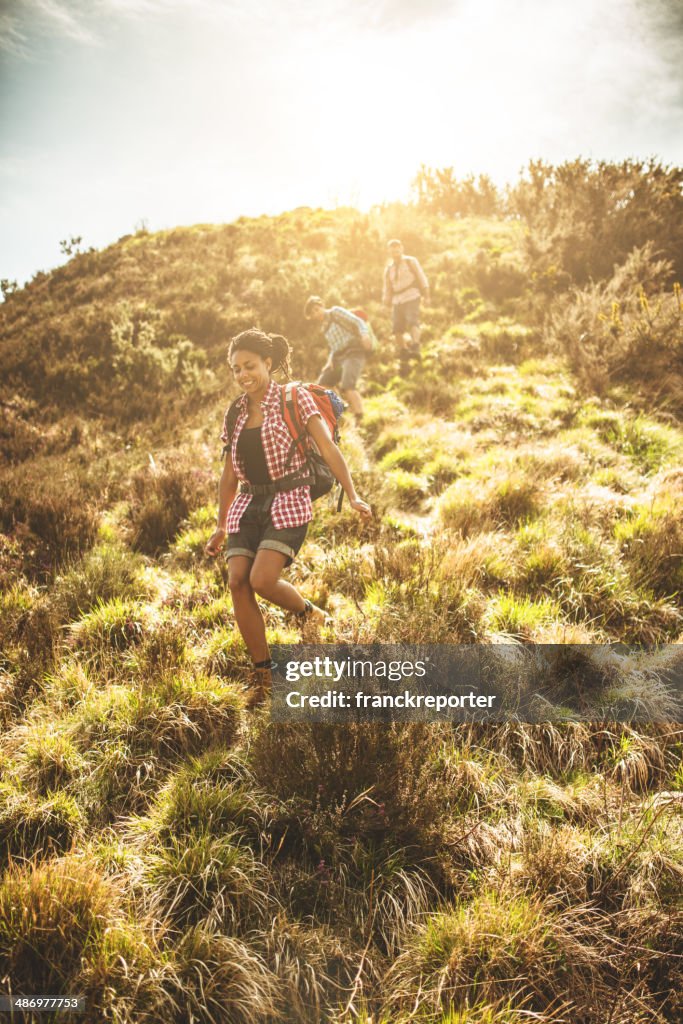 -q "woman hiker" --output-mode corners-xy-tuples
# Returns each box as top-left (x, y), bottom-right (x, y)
(204, 328), (372, 707)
